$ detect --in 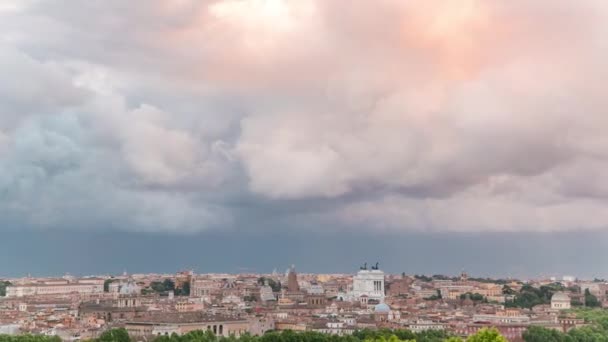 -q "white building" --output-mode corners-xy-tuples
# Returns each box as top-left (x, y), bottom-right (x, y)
(307, 284), (325, 295)
(351, 269), (385, 302)
(408, 321), (448, 334)
(473, 314), (530, 324)
(6, 279), (103, 298)
(260, 284), (276, 301)
(551, 292), (571, 310)
(311, 321), (355, 336)
(119, 280), (141, 295)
